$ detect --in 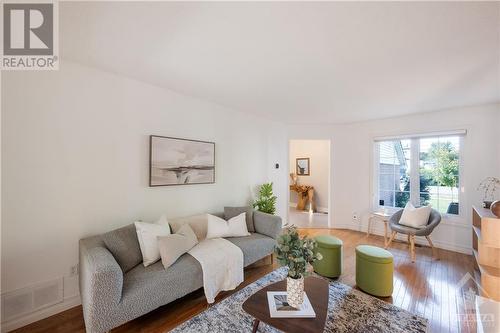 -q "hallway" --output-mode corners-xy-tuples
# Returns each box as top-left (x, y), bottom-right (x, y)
(288, 207), (329, 228)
